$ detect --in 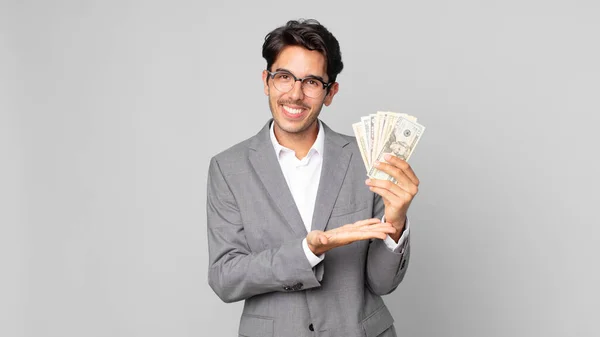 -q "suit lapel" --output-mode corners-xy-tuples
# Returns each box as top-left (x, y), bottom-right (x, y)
(311, 123), (352, 232)
(248, 121), (307, 236)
